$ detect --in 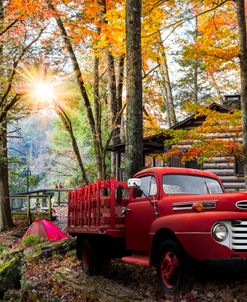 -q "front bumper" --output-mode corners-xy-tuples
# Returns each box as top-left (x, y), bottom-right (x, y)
(204, 258), (247, 273)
